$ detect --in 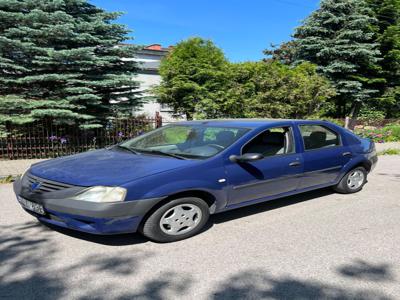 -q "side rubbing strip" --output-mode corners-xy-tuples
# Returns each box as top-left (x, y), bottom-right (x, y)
(233, 174), (301, 190)
(232, 165), (342, 190)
